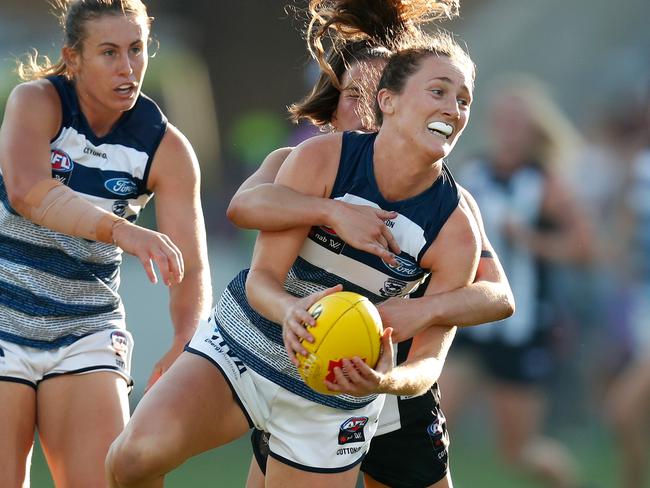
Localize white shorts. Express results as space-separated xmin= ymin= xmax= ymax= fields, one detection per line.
xmin=0 ymin=329 xmax=133 ymax=390
xmin=187 ymin=318 xmax=384 ymax=472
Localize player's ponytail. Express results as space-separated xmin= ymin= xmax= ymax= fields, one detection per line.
xmin=305 ymin=0 xmax=460 ymax=88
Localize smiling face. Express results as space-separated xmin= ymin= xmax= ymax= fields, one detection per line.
xmin=65 ymin=13 xmax=149 ymax=118
xmin=379 ymin=54 xmax=473 ymax=162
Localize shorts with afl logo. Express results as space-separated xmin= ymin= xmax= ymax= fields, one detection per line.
xmin=186 ymin=317 xmax=384 ymax=472
xmin=0 ymin=329 xmax=134 ymax=390
xmin=251 ymin=387 xmax=451 ymax=487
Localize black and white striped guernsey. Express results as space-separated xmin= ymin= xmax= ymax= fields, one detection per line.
xmin=0 ymin=75 xmax=167 ymax=349
xmin=215 ymin=131 xmax=461 ymax=410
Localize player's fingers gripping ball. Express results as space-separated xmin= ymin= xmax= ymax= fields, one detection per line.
xmin=298 ymin=291 xmax=383 ymax=395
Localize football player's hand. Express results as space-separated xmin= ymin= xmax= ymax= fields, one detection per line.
xmin=329 ymin=201 xmax=400 ymax=265
xmin=113 ymin=222 xmax=184 ymax=286
xmin=282 ymin=284 xmax=343 ymax=366
xmin=324 ymin=327 xmax=394 ymax=396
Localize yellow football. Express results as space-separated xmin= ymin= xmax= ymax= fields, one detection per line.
xmin=297 ymin=291 xmax=383 ymax=395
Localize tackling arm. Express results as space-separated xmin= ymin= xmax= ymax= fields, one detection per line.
xmin=378 ymin=187 xmax=514 ymax=343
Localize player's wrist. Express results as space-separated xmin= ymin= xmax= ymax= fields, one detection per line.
xmin=320 ymin=198 xmax=340 ymax=228
xmin=109 ymin=218 xmax=131 ymax=246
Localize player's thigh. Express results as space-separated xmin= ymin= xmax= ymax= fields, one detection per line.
xmin=490 ymin=383 xmax=544 ymax=454
xmin=116 ymin=352 xmax=250 ymax=463
xmin=266 ymin=456 xmax=361 ymax=488
xmin=0 ymin=381 xmax=37 ymax=488
xmin=246 ymin=456 xmax=265 ymax=488
xmin=36 ymin=371 xmax=129 ymax=486
xmin=609 ymin=356 xmax=650 ymax=422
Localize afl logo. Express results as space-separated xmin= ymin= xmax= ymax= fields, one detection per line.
xmin=51 ymin=150 xmax=73 ymax=172
xmin=110 ymin=331 xmax=129 ymax=357
xmin=384 ymin=255 xmax=420 ymax=277
xmin=105 ymin=178 xmax=137 ymax=196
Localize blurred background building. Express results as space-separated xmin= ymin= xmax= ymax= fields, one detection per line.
xmin=1 ymin=0 xmax=649 ymax=486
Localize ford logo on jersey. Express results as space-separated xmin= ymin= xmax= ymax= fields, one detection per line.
xmin=384 ymin=254 xmax=421 ymax=277
xmin=105 ymin=178 xmax=138 ymax=196
xmin=51 ymin=149 xmax=74 ymax=172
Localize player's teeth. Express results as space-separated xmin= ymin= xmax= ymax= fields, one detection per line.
xmin=427 ymin=122 xmax=453 ymax=137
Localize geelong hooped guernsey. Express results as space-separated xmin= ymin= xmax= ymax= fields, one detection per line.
xmin=216 ymin=131 xmax=460 ymax=410
xmin=0 ymin=75 xmax=166 ymax=349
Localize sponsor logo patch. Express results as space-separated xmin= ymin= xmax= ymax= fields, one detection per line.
xmin=51 ymin=149 xmax=74 ymax=172
xmin=83 ymin=146 xmax=107 ymax=159
xmin=379 ymin=277 xmax=407 ymax=298
xmin=105 ymin=178 xmax=138 ymax=196
xmin=205 ymin=325 xmax=247 ymax=375
xmin=112 ymin=200 xmax=129 ymax=218
xmin=110 ymin=331 xmax=129 ymax=357
xmin=338 ymin=416 xmax=368 ymax=445
xmin=427 ymin=413 xmax=449 ymax=460
xmin=383 ymin=254 xmax=421 ymax=278
xmin=309 ymin=226 xmax=345 ymax=254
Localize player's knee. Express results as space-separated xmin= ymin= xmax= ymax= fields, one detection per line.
xmin=106 ymin=429 xmax=163 ymax=485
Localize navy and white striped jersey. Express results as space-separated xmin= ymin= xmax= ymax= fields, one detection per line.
xmin=216 ymin=131 xmax=460 ymax=410
xmin=0 ymin=75 xmax=167 ymax=349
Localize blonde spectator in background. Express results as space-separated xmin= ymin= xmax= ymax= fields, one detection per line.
xmin=439 ymin=74 xmax=593 ymax=488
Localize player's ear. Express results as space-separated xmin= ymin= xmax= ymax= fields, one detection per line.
xmin=62 ymin=46 xmax=80 ymax=78
xmin=377 ymin=88 xmax=395 ymax=116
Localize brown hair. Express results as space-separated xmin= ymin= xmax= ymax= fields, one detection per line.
xmin=291 ymin=0 xmax=460 ymax=128
xmin=18 ymin=0 xmax=152 ymax=81
xmin=374 ymin=30 xmax=475 ymax=125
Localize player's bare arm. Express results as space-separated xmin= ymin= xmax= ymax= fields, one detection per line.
xmin=227 ymin=146 xmax=400 ymax=263
xmin=143 ymin=124 xmax=212 ymax=388
xmin=327 ymin=203 xmax=480 ymax=398
xmin=377 ymin=187 xmax=514 ymax=342
xmin=246 ymin=135 xmax=342 ymax=359
xmin=1 ymin=81 xmax=184 ymax=287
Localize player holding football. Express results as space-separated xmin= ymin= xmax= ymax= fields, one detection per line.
xmin=229 ymin=2 xmax=514 ymax=487
xmin=228 ymin=2 xmax=513 ymax=488
xmin=106 ymin=3 xmax=511 ymax=488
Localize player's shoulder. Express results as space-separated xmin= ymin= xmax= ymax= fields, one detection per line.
xmin=293 ymin=132 xmax=342 ymax=159
xmin=150 ymin=123 xmax=200 ymax=186
xmin=7 ymin=78 xmax=59 ymax=113
xmin=282 ymin=132 xmax=342 ymax=173
xmin=4 ymin=79 xmax=61 ymax=138
xmin=266 ymin=146 xmax=294 ymax=163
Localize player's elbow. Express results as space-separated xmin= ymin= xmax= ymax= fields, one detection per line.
xmin=498 ymin=290 xmax=516 ymax=320
xmin=399 ymin=380 xmax=435 ymax=398
xmin=226 ymin=192 xmax=251 ymax=228
xmin=5 ymin=179 xmax=36 ymax=218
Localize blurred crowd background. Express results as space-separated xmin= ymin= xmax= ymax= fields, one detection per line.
xmin=1 ymin=1 xmax=649 ymax=486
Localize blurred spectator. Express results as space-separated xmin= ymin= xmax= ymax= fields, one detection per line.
xmin=439 ymin=73 xmax=593 ymax=488
xmin=603 ymin=84 xmax=650 ymax=488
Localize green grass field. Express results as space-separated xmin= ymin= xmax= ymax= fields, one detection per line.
xmin=29 ymin=423 xmax=621 ymax=487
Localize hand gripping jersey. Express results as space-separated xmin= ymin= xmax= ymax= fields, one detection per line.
xmin=0 ymin=75 xmax=167 ymax=349
xmin=215 ymin=131 xmax=460 ymax=410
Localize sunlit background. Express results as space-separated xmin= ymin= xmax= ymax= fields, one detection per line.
xmin=1 ymin=0 xmax=649 ymax=486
